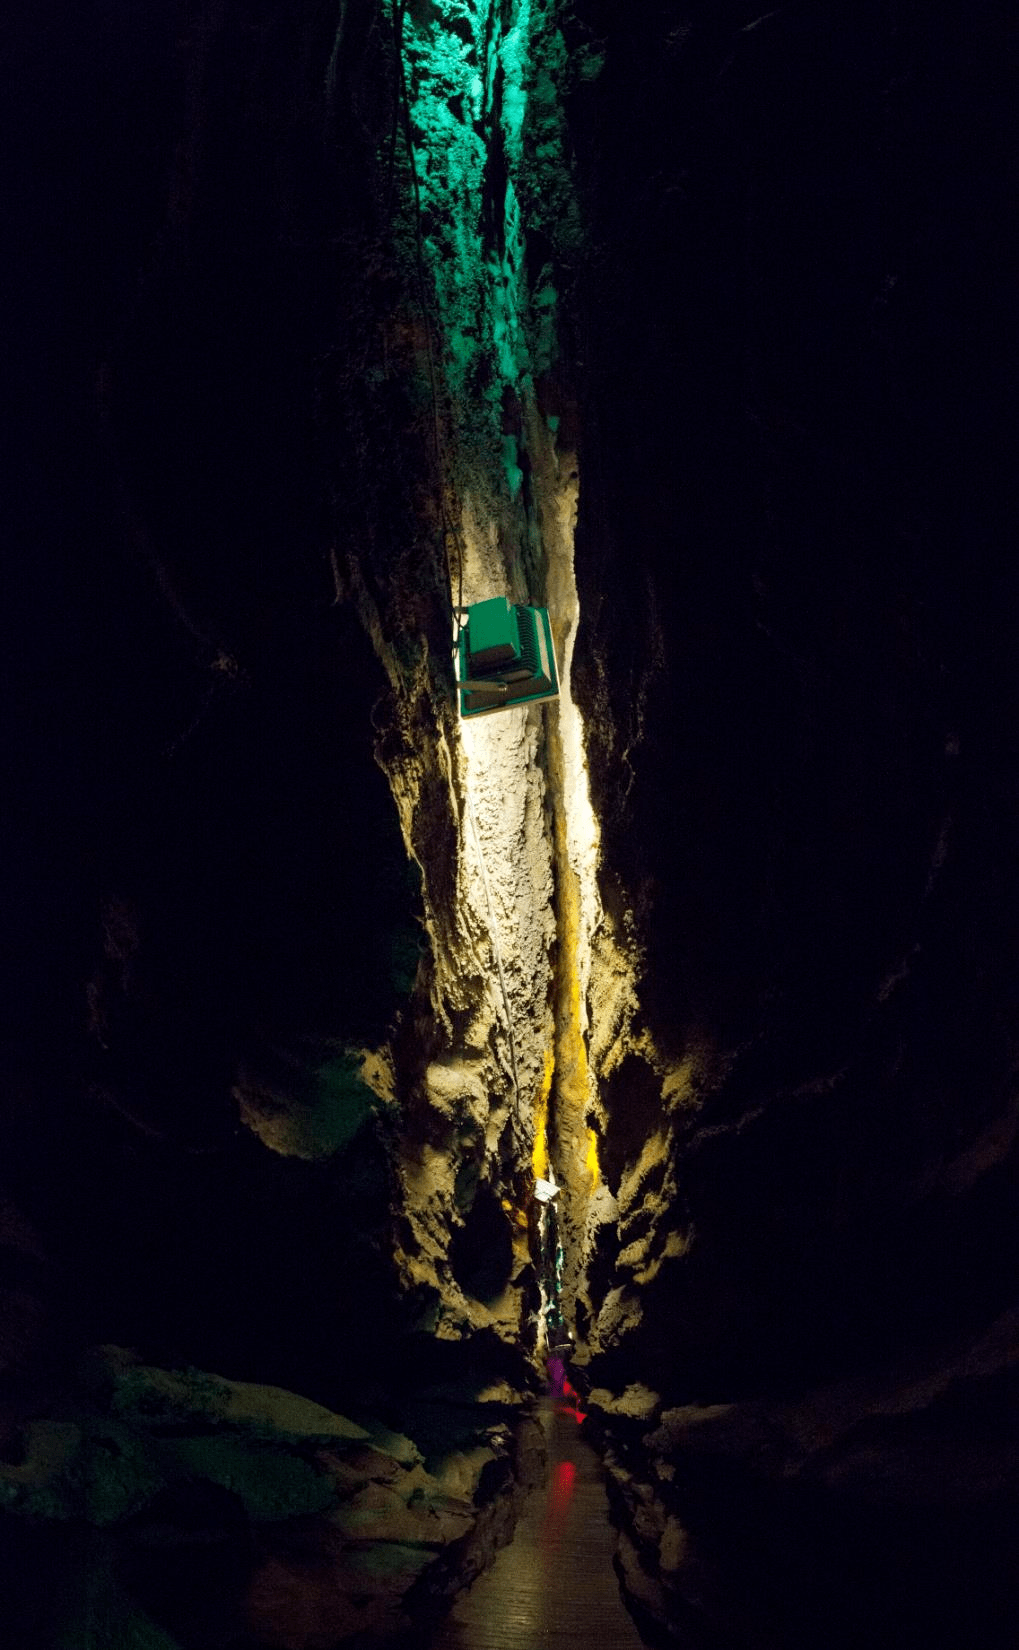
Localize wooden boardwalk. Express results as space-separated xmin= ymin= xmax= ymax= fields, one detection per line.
xmin=424 ymin=1395 xmax=649 ymax=1649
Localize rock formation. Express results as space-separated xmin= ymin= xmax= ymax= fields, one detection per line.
xmin=2 ymin=2 xmax=1016 ymax=1646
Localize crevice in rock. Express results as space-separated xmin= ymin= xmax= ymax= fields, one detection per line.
xmin=5 ymin=2 xmax=1018 ymax=1647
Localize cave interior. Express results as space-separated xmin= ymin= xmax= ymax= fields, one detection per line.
xmin=2 ymin=2 xmax=1017 ymax=1647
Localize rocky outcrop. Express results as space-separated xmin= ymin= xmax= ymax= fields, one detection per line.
xmin=0 ymin=1348 xmax=543 ymax=1648
xmin=3 ymin=5 xmax=590 ymax=1641
xmin=3 ymin=0 xmax=1017 ymax=1647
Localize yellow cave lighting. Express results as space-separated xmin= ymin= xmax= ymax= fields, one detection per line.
xmin=585 ymin=1125 xmax=600 ymax=1187
xmin=532 ymin=1048 xmax=554 ymax=1183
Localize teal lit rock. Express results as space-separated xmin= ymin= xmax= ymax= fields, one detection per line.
xmin=170 ymin=1436 xmax=334 ymax=1522
xmin=0 ymin=1418 xmax=165 ymax=1526
xmin=233 ymin=1045 xmax=381 ymax=1159
xmin=396 ymin=0 xmax=577 ymax=493
xmin=110 ymin=1362 xmax=370 ymax=1446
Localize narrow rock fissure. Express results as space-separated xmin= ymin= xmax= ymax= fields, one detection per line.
xmin=377 ymin=2 xmax=643 ymax=1631
xmin=4 ymin=5 xmax=1015 ymax=1648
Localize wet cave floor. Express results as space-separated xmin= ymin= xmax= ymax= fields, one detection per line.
xmin=424 ymin=1392 xmax=646 ymax=1650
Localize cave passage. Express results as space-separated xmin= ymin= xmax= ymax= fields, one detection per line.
xmin=4 ymin=4 xmax=1016 ymax=1649
xmin=425 ymin=1394 xmax=644 ymax=1650
xmin=407 ymin=0 xmax=608 ymax=1362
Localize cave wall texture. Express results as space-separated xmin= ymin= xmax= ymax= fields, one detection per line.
xmin=3 ymin=2 xmax=1018 ymax=1647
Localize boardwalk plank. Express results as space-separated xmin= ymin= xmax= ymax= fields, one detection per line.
xmin=425 ymin=1397 xmax=649 ymax=1649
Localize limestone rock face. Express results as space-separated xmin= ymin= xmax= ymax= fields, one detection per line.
xmin=0 ymin=1347 xmax=543 ymax=1648
xmin=3 ymin=0 xmax=598 ymax=1640
xmin=3 ymin=1 xmax=1017 ymax=1647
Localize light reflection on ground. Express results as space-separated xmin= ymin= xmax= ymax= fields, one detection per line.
xmin=424 ymin=1395 xmax=645 ymax=1648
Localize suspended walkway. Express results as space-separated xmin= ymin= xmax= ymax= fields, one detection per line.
xmin=425 ymin=1392 xmax=648 ymax=1649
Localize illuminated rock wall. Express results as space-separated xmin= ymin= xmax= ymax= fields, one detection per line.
xmin=369 ymin=0 xmax=624 ymax=1351
xmin=3 ymin=2 xmax=1018 ymax=1647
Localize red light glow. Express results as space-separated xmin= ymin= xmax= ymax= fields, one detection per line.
xmin=542 ymin=1460 xmax=576 ymax=1548
xmin=557 ymin=1378 xmax=587 ymax=1423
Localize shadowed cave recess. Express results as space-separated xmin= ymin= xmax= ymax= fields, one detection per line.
xmin=2 ymin=2 xmax=1017 ymax=1646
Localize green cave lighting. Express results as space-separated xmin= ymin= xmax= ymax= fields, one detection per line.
xmin=395 ymin=0 xmax=579 ymax=453
xmin=456 ymin=596 xmax=559 ymax=717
